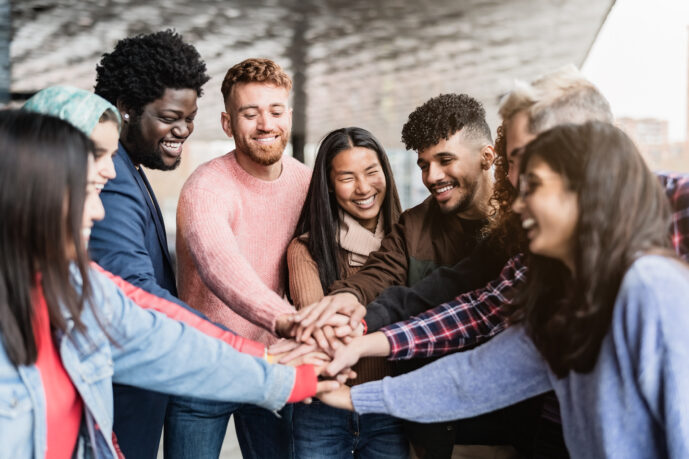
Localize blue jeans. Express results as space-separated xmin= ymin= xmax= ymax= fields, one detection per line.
xmin=113 ymin=384 xmax=168 ymax=459
xmin=293 ymin=399 xmax=409 ymax=458
xmin=164 ymin=395 xmax=294 ymax=458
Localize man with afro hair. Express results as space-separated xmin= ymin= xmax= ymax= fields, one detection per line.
xmin=89 ymin=30 xmax=214 ymax=459
xmin=296 ymin=93 xmax=497 ymax=457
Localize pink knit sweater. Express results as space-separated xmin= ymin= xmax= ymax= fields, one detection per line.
xmin=176 ymin=151 xmax=311 ymax=344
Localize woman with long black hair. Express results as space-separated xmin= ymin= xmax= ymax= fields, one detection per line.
xmin=0 ymin=110 xmax=334 ymax=458
xmin=318 ymin=122 xmax=689 ymax=457
xmin=286 ymin=127 xmax=407 ymax=458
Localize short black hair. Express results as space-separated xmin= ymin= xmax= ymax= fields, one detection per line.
xmin=401 ymin=93 xmax=492 ymax=152
xmin=95 ymin=29 xmax=210 ymax=113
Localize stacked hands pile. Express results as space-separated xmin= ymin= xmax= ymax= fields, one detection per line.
xmin=271 ymin=293 xmax=368 ymax=408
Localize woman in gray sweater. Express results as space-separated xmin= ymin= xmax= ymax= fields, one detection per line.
xmin=319 ymin=122 xmax=689 ymax=458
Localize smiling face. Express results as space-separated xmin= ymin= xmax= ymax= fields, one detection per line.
xmin=76 ymin=155 xmax=106 ymax=253
xmin=222 ymin=82 xmax=292 ymax=167
xmin=417 ymin=130 xmax=487 ymax=216
xmin=90 ymin=120 xmax=119 ymax=191
xmin=504 ymin=110 xmax=538 ymax=188
xmin=512 ymin=156 xmax=578 ymax=271
xmin=121 ymin=88 xmax=198 ymax=170
xmin=329 ymin=146 xmax=387 ymax=231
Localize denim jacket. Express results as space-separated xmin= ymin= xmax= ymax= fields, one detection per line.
xmin=0 ymin=267 xmax=296 ymax=458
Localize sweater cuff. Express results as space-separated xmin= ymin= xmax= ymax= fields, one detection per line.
xmin=286 ymin=364 xmax=318 ymax=403
xmin=350 ymin=380 xmax=387 ymax=414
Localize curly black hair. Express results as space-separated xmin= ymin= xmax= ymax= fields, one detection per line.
xmin=401 ymin=93 xmax=492 ymax=152
xmin=95 ymin=29 xmax=210 ymax=112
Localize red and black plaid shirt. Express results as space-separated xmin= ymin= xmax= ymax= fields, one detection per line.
xmin=382 ymin=172 xmax=689 ymax=359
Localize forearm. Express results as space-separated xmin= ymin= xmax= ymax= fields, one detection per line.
xmin=365 ymin=242 xmax=507 ymax=331
xmin=350 ymin=326 xmax=551 ymax=422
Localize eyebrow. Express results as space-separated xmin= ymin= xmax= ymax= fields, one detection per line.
xmin=508 ymin=146 xmax=525 ymax=159
xmin=334 ymin=162 xmax=380 ymax=175
xmin=238 ymin=103 xmax=287 ymax=112
xmin=159 ymin=108 xmax=198 ymax=116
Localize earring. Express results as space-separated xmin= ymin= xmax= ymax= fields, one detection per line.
xmin=123 ymin=113 xmax=129 ymax=121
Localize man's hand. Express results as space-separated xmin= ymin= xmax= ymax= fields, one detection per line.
xmin=275 ymin=313 xmax=296 ymax=338
xmin=326 ymin=332 xmax=391 ymax=377
xmin=294 ymin=293 xmax=367 ymax=332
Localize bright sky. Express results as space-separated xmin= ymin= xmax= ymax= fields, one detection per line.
xmin=582 ymin=0 xmax=689 ymax=142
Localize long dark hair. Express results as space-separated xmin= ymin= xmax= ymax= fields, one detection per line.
xmin=294 ymin=127 xmax=402 ymax=291
xmin=0 ymin=110 xmax=94 ymax=366
xmin=510 ymin=122 xmax=671 ymax=378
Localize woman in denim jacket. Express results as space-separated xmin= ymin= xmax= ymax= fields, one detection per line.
xmin=0 ymin=110 xmax=337 ymax=458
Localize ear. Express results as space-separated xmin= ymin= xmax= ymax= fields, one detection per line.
xmin=480 ymin=145 xmax=496 ymax=170
xmin=116 ymin=100 xmax=132 ymax=123
xmin=220 ymin=111 xmax=234 ymax=139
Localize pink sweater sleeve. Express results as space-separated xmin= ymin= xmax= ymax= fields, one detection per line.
xmin=177 ymin=185 xmax=294 ymax=334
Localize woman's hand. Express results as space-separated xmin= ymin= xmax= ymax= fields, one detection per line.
xmin=294 ymin=293 xmax=367 ymax=339
xmin=315 ymin=383 xmax=354 ymax=411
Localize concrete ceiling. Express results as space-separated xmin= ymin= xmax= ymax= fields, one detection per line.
xmin=10 ymin=0 xmax=614 ymax=147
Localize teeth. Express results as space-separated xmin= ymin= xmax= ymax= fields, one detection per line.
xmin=522 ymin=218 xmax=536 ymax=230
xmin=434 ymin=185 xmax=454 ymax=194
xmin=354 ymin=196 xmax=375 ymax=206
xmin=255 ymin=136 xmax=277 ymax=143
xmin=95 ymin=184 xmax=104 ymax=191
xmin=163 ymin=141 xmax=181 ymax=148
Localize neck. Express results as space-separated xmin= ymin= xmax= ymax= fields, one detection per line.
xmin=235 ymin=149 xmax=283 ymax=181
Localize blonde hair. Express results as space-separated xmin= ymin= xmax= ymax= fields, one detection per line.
xmin=498 ymin=64 xmax=613 ymax=135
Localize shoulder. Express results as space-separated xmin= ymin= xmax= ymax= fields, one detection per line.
xmin=181 ymin=153 xmax=237 ymax=197
xmin=618 ymin=255 xmax=689 ymax=317
xmin=287 ymin=236 xmax=314 ymax=263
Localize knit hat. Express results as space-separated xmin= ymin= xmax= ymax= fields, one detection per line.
xmin=23 ymin=85 xmax=121 ymax=136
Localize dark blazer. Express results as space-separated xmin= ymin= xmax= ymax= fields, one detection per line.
xmin=89 ymin=143 xmax=183 ymax=307
xmin=88 ymin=144 xmax=178 ymax=459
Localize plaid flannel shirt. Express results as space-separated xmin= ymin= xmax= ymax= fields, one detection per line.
xmin=382 ymin=172 xmax=689 ymax=360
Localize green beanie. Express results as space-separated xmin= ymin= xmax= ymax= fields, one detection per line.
xmin=23 ymin=85 xmax=121 ymax=136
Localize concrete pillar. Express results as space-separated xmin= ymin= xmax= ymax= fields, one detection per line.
xmin=288 ymin=5 xmax=309 ymax=163
xmin=0 ymin=0 xmax=10 ymax=106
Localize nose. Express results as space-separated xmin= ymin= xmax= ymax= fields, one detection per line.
xmin=100 ymin=156 xmax=116 ymax=180
xmin=172 ymin=120 xmax=192 ymax=139
xmin=257 ymin=113 xmax=276 ymax=132
xmin=511 ymin=195 xmax=525 ymax=214
xmin=426 ymin=162 xmax=444 ymax=184
xmin=355 ymin=177 xmax=372 ymax=195
xmin=508 ymin=168 xmax=519 ymax=189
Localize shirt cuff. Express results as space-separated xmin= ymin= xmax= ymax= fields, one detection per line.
xmin=286 ymin=364 xmax=317 ymax=403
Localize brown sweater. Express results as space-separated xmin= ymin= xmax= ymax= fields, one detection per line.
xmin=287 ymin=237 xmax=395 ymax=385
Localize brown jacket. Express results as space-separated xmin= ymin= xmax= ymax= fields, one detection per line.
xmin=329 ymin=196 xmax=485 ymax=304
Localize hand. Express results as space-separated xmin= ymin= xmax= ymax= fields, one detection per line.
xmin=270 ymin=340 xmax=318 ymax=364
xmin=315 ymin=383 xmax=354 ymax=411
xmin=326 ymin=332 xmax=391 ymax=377
xmin=275 ymin=314 xmax=296 ymax=338
xmin=325 ymin=338 xmax=364 ymax=377
xmin=281 ymin=350 xmax=331 ymax=368
xmin=296 ymin=312 xmax=362 ymax=344
xmin=294 ymin=293 xmax=367 ymax=332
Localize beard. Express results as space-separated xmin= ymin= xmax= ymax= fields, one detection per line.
xmin=124 ymin=122 xmax=181 ymax=171
xmin=439 ymin=177 xmax=479 ymax=214
xmin=241 ymin=135 xmax=288 ymax=166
